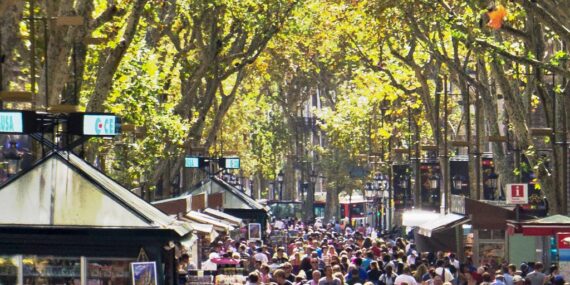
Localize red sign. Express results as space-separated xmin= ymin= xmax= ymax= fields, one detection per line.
xmin=557 ymin=233 xmax=570 ymax=250
xmin=506 ymin=183 xmax=528 ymax=204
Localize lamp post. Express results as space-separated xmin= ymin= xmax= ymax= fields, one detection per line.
xmin=277 ymin=170 xmax=284 ymax=200
xmin=376 ymin=173 xmax=389 ymax=230
xmin=429 ymin=173 xmax=440 ymax=208
xmin=308 ymin=170 xmax=317 ymax=220
xmin=3 ymin=141 xmax=22 ymax=177
xmin=399 ymin=173 xmax=409 ymax=208
xmin=485 ymin=172 xmax=499 ymax=200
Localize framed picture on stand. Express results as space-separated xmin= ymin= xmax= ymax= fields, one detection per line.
xmin=131 ymin=262 xmax=158 ymax=285
xmin=248 ymin=223 xmax=262 ymax=241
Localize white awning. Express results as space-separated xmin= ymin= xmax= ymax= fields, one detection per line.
xmin=418 ymin=213 xmax=468 ymax=237
xmin=184 ymin=211 xmax=235 ymax=232
xmin=402 ymin=210 xmax=441 ymax=227
xmin=203 ymin=208 xmax=244 ymax=227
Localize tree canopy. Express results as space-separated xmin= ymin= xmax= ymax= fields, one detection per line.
xmin=1 ymin=0 xmax=569 ymax=216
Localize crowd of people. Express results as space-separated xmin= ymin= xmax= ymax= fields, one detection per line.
xmin=181 ymin=218 xmax=566 ymax=285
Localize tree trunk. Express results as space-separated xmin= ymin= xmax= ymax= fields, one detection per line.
xmin=86 ymin=0 xmax=148 ymax=112
xmin=324 ymin=185 xmax=340 ymax=224
xmin=0 ymin=0 xmax=24 ymax=91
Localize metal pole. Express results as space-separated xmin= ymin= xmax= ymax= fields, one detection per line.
xmin=388 ymin=137 xmax=393 ymax=232
xmin=30 ymin=0 xmax=37 ymax=109
xmin=415 ymin=113 xmax=421 ymax=208
xmin=443 ymin=76 xmax=450 ymax=213
xmin=560 ymin=41 xmax=568 ymax=214
xmin=408 ymin=107 xmax=412 ymax=208
xmin=465 ymin=79 xmax=472 ymax=198
xmin=475 ymin=63 xmax=482 ymax=200
xmin=43 ymin=16 xmax=49 ymax=110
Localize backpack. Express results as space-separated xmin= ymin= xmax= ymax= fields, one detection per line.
xmin=379 ymin=273 xmax=395 ymax=285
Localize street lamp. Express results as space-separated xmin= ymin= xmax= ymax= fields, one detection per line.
xmin=375 ymin=173 xmax=389 ymax=230
xmin=452 ymin=175 xmax=465 ymax=192
xmin=3 ymin=141 xmax=21 ymax=177
xmin=277 ymin=170 xmax=284 ymax=200
xmin=310 ymin=170 xmax=317 ymax=184
xmin=399 ymin=174 xmax=409 ymax=189
xmin=305 ymin=170 xmax=317 ymax=221
xmin=429 ymin=174 xmax=440 ymax=191
xmin=399 ymin=173 xmax=409 ymax=208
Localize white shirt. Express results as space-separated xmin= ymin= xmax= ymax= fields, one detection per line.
xmin=450 ymin=258 xmax=460 ymax=270
xmin=435 ymin=267 xmax=455 ymax=282
xmin=275 ymin=220 xmax=285 ymax=229
xmin=253 ymin=252 xmax=268 ymax=263
xmin=395 ymin=274 xmax=417 ymax=285
xmin=407 ymin=254 xmax=416 ymax=266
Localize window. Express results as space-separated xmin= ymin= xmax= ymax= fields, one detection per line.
xmin=87 ymin=258 xmax=133 ymax=285
xmin=0 ymin=255 xmax=19 ymax=285
xmin=23 ymin=256 xmax=80 ymax=285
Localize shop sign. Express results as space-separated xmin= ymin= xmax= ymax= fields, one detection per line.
xmin=506 ymin=184 xmax=528 ymax=204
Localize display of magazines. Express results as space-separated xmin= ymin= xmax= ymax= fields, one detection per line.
xmin=187 ymin=270 xmax=216 ymax=285
xmin=187 ymin=275 xmax=213 ymax=285
xmin=214 ymin=274 xmax=246 ymax=285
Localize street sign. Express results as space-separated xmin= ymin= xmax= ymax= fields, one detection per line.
xmin=506 ymin=183 xmax=528 ymax=204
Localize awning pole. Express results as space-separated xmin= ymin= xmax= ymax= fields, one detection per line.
xmin=455 ymin=225 xmax=463 ymax=261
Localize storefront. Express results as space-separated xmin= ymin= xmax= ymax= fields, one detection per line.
xmin=0 ymin=151 xmax=193 ymax=285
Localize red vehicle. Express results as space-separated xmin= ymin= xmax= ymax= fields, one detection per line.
xmin=339 ymin=196 xmax=371 ymax=227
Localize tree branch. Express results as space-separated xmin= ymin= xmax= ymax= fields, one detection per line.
xmin=89 ymin=5 xmax=124 ymax=30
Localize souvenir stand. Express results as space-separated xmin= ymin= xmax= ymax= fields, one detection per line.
xmin=0 ymin=151 xmax=193 ymax=285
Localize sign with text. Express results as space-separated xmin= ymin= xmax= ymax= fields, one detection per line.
xmin=506 ymin=183 xmax=528 ymax=204
xmin=68 ymin=113 xmax=120 ymax=136
xmin=83 ymin=114 xmax=118 ymax=136
xmin=221 ymin=157 xmax=240 ymax=169
xmin=0 ymin=111 xmax=23 ymax=133
xmin=185 ymin=157 xmax=201 ymax=168
xmin=0 ymin=111 xmax=38 ymax=133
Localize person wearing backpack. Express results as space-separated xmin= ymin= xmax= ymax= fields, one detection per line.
xmin=380 ymin=264 xmax=398 ymax=285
